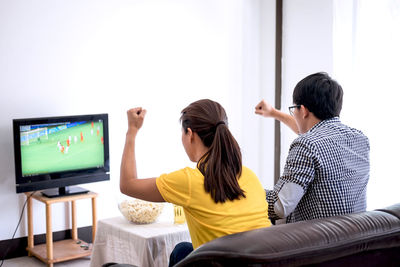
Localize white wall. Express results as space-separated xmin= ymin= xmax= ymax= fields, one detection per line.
xmin=0 ymin=0 xmax=276 ymax=240
xmin=240 ymin=0 xmax=276 ymax=189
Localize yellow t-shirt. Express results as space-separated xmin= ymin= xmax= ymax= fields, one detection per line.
xmin=156 ymin=166 xmax=271 ymax=249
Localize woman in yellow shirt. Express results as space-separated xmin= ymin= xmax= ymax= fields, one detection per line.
xmin=120 ymin=99 xmax=271 ymax=266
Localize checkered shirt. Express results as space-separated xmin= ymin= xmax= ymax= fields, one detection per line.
xmin=267 ymin=117 xmax=370 ymax=223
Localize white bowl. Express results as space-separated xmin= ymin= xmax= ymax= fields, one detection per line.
xmin=119 ymin=198 xmax=164 ymax=224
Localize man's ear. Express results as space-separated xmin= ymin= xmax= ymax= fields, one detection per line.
xmin=300 ymin=105 xmax=310 ymax=119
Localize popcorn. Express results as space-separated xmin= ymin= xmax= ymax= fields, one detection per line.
xmin=119 ymin=199 xmax=164 ymax=224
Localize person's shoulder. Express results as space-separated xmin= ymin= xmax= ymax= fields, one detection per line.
xmin=347 ymin=125 xmax=368 ymax=138
xmin=297 ymin=117 xmax=369 ymax=146
xmin=345 ymin=125 xmax=370 ymax=148
xmin=178 ymin=167 xmax=202 ymax=176
xmin=159 ymin=167 xmax=201 ymax=179
xmin=289 ymin=123 xmax=326 ymax=151
xmin=241 ymin=166 xmax=259 ymax=179
xmin=295 ymin=117 xmax=341 ymax=141
xmin=333 ymin=119 xmax=369 ymax=143
xmin=291 ymin=133 xmax=315 ymax=148
xmin=242 ymin=166 xmax=254 ymax=174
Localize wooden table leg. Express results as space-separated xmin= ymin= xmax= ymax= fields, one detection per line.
xmin=91 ymin=196 xmax=97 ymax=243
xmin=45 ymin=203 xmax=53 ymax=267
xmin=27 ymin=194 xmax=33 ymax=256
xmin=71 ymin=200 xmax=77 ymax=240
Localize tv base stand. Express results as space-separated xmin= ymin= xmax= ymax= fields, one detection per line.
xmin=41 ymin=186 xmax=89 ymax=198
xmin=25 ymin=191 xmax=98 ymax=267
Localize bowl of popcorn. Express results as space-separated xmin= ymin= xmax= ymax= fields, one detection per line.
xmin=119 ymin=198 xmax=164 ymax=224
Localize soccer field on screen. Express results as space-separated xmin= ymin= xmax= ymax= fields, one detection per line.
xmin=20 ymin=121 xmax=104 ymax=176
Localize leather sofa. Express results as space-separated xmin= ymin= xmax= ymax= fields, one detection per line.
xmin=175 ymin=203 xmax=400 ymax=267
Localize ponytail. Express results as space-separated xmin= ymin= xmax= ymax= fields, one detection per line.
xmin=181 ymin=99 xmax=245 ymax=203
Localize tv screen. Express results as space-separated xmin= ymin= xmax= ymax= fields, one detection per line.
xmin=13 ymin=114 xmax=110 ymax=197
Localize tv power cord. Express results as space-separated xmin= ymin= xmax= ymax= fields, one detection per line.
xmin=0 ymin=191 xmax=35 ymax=267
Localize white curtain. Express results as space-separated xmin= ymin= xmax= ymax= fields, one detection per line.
xmin=334 ymin=0 xmax=400 ymax=209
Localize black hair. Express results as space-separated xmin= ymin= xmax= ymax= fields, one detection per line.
xmin=292 ymin=72 xmax=343 ymax=120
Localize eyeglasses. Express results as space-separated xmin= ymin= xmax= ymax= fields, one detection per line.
xmin=288 ymin=105 xmax=301 ymax=116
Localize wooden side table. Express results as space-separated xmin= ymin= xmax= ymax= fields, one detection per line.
xmin=25 ymin=191 xmax=98 ymax=267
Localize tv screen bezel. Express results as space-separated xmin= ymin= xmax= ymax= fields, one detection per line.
xmin=13 ymin=113 xmax=110 ymax=193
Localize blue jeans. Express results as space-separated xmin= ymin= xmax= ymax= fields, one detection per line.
xmin=168 ymin=242 xmax=194 ymax=266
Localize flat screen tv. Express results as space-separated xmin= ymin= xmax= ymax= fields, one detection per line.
xmin=13 ymin=113 xmax=110 ymax=197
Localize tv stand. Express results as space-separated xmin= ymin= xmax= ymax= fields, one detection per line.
xmin=25 ymin=191 xmax=98 ymax=267
xmin=41 ymin=186 xmax=89 ymax=198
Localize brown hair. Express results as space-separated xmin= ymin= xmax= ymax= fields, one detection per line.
xmin=180 ymin=99 xmax=245 ymax=203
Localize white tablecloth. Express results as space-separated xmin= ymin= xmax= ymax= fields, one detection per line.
xmin=90 ymin=216 xmax=191 ymax=267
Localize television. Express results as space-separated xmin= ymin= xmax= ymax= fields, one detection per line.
xmin=13 ymin=113 xmax=110 ymax=197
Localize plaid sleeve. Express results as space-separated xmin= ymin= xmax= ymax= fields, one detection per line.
xmin=266 ymin=139 xmax=315 ymax=220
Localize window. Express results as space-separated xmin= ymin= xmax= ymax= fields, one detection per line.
xmin=334 ymin=0 xmax=400 ymax=209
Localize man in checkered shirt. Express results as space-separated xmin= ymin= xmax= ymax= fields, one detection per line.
xmin=255 ymin=72 xmax=370 ymax=223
